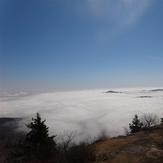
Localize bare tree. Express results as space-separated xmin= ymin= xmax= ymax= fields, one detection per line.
xmin=141 ymin=113 xmax=159 ymax=128
xmin=59 ymin=132 xmax=76 ymax=152
xmin=56 ymin=132 xmax=95 ymax=163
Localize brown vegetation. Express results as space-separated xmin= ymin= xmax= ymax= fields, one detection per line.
xmin=94 ymin=125 xmax=163 ymax=163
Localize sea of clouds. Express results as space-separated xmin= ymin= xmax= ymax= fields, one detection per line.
xmin=0 ymin=88 xmax=163 ymax=142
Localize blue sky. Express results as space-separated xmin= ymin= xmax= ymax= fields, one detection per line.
xmin=0 ymin=0 xmax=163 ymax=92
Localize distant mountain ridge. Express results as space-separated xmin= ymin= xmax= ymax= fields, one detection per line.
xmin=150 ymin=89 xmax=163 ymax=92
xmin=105 ymin=90 xmax=122 ymax=94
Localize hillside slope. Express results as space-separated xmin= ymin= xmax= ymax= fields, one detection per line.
xmin=1 ymin=118 xmax=163 ymax=163
xmin=93 ymin=126 xmax=163 ymax=163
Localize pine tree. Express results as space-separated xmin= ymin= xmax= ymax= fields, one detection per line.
xmin=129 ymin=114 xmax=143 ymax=133
xmin=23 ymin=113 xmax=56 ymax=160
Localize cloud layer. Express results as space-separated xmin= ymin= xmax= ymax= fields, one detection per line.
xmin=0 ymin=88 xmax=163 ymax=142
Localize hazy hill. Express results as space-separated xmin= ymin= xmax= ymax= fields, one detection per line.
xmin=0 ymin=118 xmax=22 ymax=142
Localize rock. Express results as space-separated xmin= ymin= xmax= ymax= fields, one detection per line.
xmin=146 ymin=147 xmax=163 ymax=159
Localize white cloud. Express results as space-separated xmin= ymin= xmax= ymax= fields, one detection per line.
xmin=87 ymin=0 xmax=152 ymax=39
xmin=0 ymin=87 xmax=163 ymax=142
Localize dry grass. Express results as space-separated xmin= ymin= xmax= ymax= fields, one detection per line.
xmin=93 ymin=125 xmax=163 ymax=163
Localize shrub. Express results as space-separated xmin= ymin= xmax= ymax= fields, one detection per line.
xmin=66 ymin=143 xmax=95 ymax=163
xmin=56 ymin=142 xmax=95 ymax=163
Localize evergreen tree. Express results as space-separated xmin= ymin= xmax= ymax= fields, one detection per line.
xmin=23 ymin=113 xmax=56 ymax=160
xmin=161 ymin=118 xmax=163 ymax=124
xmin=129 ymin=114 xmax=143 ymax=133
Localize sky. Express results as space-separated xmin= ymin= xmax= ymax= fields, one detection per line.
xmin=0 ymin=0 xmax=163 ymax=92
